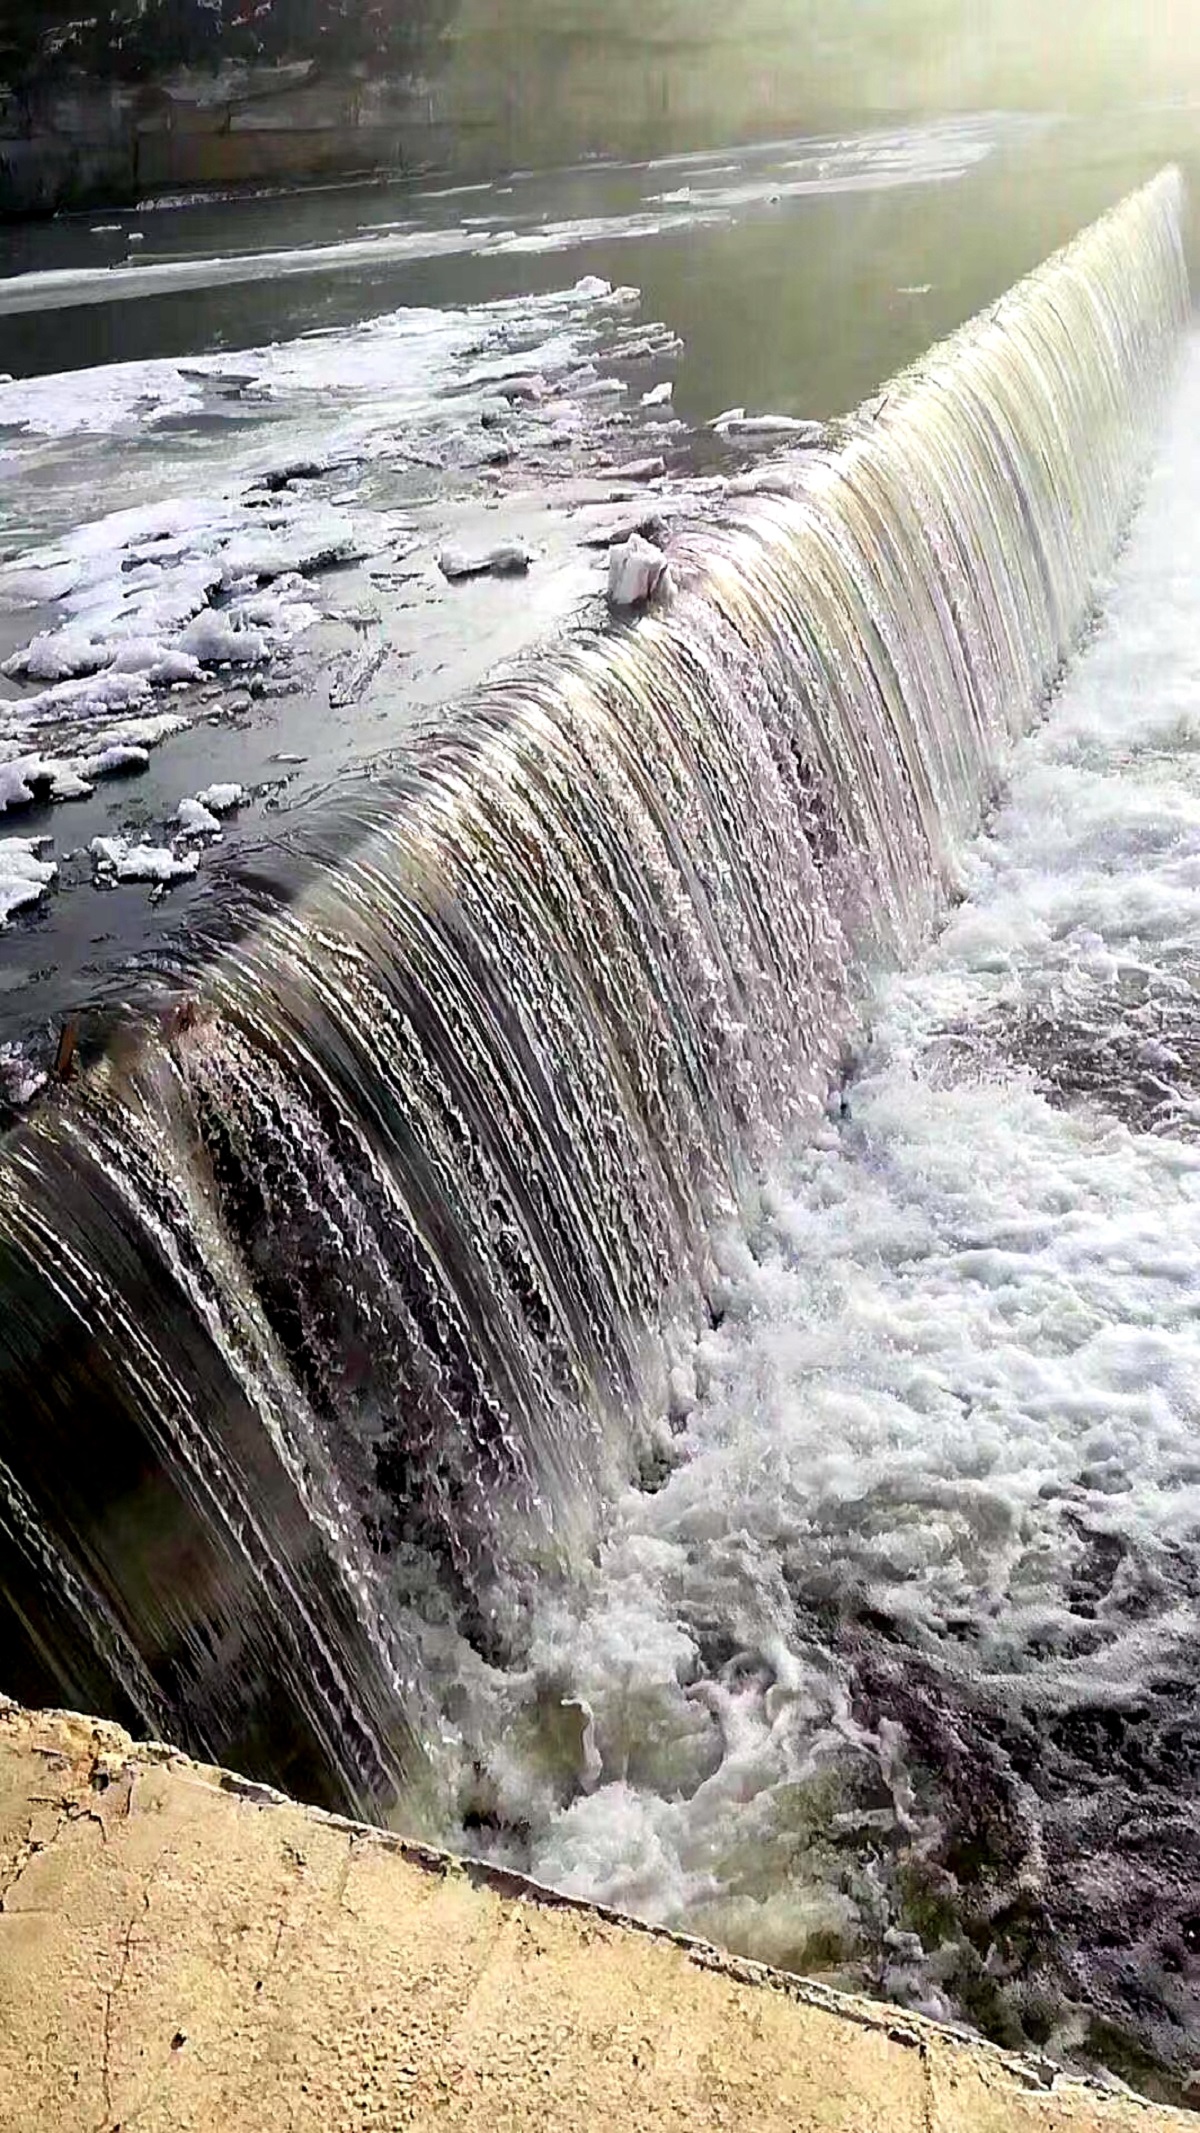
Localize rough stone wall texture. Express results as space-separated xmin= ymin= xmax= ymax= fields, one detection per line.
xmin=0 ymin=6 xmax=946 ymax=215
xmin=0 ymin=1702 xmax=1190 ymax=2133
xmin=0 ymin=70 xmax=439 ymax=213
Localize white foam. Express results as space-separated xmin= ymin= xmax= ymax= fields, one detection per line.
xmin=457 ymin=337 xmax=1200 ymax=1982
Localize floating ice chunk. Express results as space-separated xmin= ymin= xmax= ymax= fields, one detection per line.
xmin=496 ymin=374 xmax=547 ymax=404
xmin=0 ymin=558 xmax=84 ymax=605
xmin=641 ymin=382 xmax=674 ymax=408
xmin=195 ymin=782 xmax=244 ymax=815
xmin=90 ymin=835 xmax=199 ymax=885
xmin=573 ymin=275 xmax=613 ymax=299
xmin=177 ymin=611 xmax=268 ymax=665
xmin=4 ymin=631 xmax=110 ymax=684
xmin=7 ymin=624 xmax=202 ymax=687
xmin=0 ymin=755 xmax=101 ymax=807
xmin=175 ymin=797 xmax=223 ymax=839
xmin=227 ymin=587 xmax=320 ymax=639
xmin=45 ymin=763 xmax=95 ymax=800
xmin=0 ymin=839 xmax=56 ymax=925
xmin=0 ymin=1040 xmax=47 ymax=1109
xmin=217 ymin=515 xmax=361 ymax=586
xmin=0 ymin=761 xmax=38 ymax=812
xmin=607 ymin=533 xmax=670 ymax=610
xmin=18 ymin=670 xmax=154 ymax=723
xmin=727 ymin=468 xmax=802 ymax=497
xmin=91 ymin=712 xmax=190 ymax=751
xmin=713 ymin=411 xmax=829 ymax=442
xmin=437 ymin=540 xmax=535 ymax=582
xmin=107 ymin=640 xmax=203 ymax=685
xmin=613 ymin=457 xmax=666 ymax=483
xmin=77 ymin=744 xmax=150 ymax=779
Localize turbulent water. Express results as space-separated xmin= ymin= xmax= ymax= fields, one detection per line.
xmin=453 ymin=321 xmax=1200 ymax=2105
xmin=0 ymin=171 xmax=1192 ymax=2090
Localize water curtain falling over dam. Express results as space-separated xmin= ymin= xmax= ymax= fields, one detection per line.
xmin=0 ymin=172 xmax=1188 ymax=1821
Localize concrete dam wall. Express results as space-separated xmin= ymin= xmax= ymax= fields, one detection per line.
xmin=0 ymin=1701 xmax=1192 ymax=2132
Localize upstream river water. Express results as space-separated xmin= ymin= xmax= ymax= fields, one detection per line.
xmin=1 ymin=104 xmax=1198 ymax=1081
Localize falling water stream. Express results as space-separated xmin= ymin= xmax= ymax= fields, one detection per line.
xmin=0 ymin=170 xmax=1193 ymax=2095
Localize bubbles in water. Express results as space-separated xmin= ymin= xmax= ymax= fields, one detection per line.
xmin=460 ymin=321 xmax=1200 ymax=2102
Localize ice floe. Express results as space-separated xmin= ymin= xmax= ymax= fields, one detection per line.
xmin=174 ymin=797 xmax=224 ymax=839
xmin=0 ymin=840 xmax=56 ymax=926
xmin=90 ymin=835 xmax=199 ymax=886
xmin=195 ymin=782 xmax=244 ymax=814
xmin=437 ymin=539 xmax=536 ymax=581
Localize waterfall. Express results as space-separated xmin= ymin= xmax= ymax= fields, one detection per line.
xmin=0 ymin=171 xmax=1188 ymax=1822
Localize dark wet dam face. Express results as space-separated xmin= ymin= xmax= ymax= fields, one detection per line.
xmin=0 ymin=172 xmax=1195 ymax=2092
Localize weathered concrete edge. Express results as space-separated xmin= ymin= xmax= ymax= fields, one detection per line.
xmin=1 ymin=1699 xmax=1190 ymax=2130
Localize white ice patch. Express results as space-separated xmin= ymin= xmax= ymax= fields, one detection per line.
xmin=0 ymin=1039 xmax=47 ymax=1109
xmin=0 ymin=739 xmax=157 ymax=813
xmin=177 ymin=610 xmax=268 ymax=666
xmin=195 ymin=782 xmax=243 ymax=814
xmin=90 ymin=835 xmax=199 ymax=886
xmin=79 ymin=745 xmax=149 ymax=778
xmin=0 ymin=495 xmax=350 ymax=733
xmin=0 ymin=276 xmax=675 ymax=805
xmin=0 ymin=761 xmax=38 ymax=813
xmin=437 ymin=539 xmax=536 ymax=581
xmin=608 ymin=533 xmax=669 ymax=609
xmin=174 ymin=797 xmax=223 ymax=839
xmin=0 ymin=839 xmax=56 ymax=926
xmin=458 ymin=336 xmax=1200 ymax=1984
xmin=0 ymin=281 xmax=653 ymax=453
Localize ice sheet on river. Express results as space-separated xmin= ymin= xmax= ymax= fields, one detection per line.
xmin=0 ymin=277 xmax=665 ymax=784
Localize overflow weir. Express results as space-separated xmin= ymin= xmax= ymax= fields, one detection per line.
xmin=0 ymin=161 xmax=1191 ymax=2001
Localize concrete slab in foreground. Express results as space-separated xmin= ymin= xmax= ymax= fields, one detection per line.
xmin=0 ymin=1702 xmax=1190 ymax=2133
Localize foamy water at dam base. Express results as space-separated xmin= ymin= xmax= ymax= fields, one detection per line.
xmin=2 ymin=123 xmax=1200 ymax=2109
